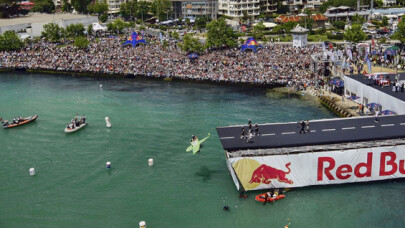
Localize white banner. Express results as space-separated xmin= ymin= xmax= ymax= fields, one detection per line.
xmin=229 ymin=145 xmax=405 ymax=191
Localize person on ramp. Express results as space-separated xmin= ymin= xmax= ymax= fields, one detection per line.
xmin=298 ymin=120 xmax=306 ymax=134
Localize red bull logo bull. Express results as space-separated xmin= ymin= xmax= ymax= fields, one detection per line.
xmin=232 ymin=159 xmax=294 ymax=190
xmin=249 ymin=162 xmax=293 ymax=185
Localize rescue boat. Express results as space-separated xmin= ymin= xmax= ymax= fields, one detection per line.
xmin=2 ymin=115 xmax=38 ymax=129
xmin=255 ymin=193 xmax=285 ymax=203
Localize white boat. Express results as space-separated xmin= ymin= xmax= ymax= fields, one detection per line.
xmin=105 ymin=117 xmax=111 ymax=128
xmin=64 ymin=122 xmax=87 ymax=133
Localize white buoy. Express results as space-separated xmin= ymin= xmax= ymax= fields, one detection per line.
xmin=148 ymin=158 xmax=154 ymax=166
xmin=139 ymin=221 xmax=146 ymax=228
xmin=105 ymin=117 xmax=111 ymax=128
xmin=29 ymin=168 xmax=35 ymax=176
xmin=100 ymin=84 xmax=103 ymax=87
xmin=106 ymin=161 xmax=111 ymax=169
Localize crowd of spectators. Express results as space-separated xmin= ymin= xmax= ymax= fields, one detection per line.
xmin=0 ymin=35 xmax=325 ymax=88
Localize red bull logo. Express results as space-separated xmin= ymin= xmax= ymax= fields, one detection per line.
xmin=232 ymin=159 xmax=294 ymax=190
xmin=249 ymin=163 xmax=294 ymax=185
xmin=247 ymin=41 xmax=259 ymax=46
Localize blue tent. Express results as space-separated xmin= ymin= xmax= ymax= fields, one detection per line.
xmin=123 ymin=32 xmax=147 ymax=48
xmin=241 ymin=37 xmax=262 ymax=53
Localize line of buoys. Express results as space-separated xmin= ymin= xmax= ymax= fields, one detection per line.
xmin=139 ymin=221 xmax=146 ymax=228
xmin=106 ymin=161 xmax=111 ymax=169
xmin=148 ymin=158 xmax=153 ymax=166
xmin=29 ymin=168 xmax=35 ymax=176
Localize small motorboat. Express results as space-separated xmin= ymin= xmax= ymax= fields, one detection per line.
xmin=64 ymin=122 xmax=87 ymax=133
xmin=65 ymin=115 xmax=87 ymax=133
xmin=2 ymin=115 xmax=38 ymax=129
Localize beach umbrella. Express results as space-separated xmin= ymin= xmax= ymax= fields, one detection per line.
xmin=187 ymin=53 xmax=199 ymax=59
xmin=367 ymin=102 xmax=381 ymax=109
xmin=347 ymin=95 xmax=360 ymax=100
xmin=381 ymin=110 xmax=396 ymax=115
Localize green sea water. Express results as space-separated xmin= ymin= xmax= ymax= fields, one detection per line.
xmin=1 ymin=72 xmax=404 ymax=227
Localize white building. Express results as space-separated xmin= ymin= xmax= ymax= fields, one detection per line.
xmin=218 ymin=0 xmax=261 ymax=19
xmin=291 ymin=24 xmax=308 ymax=48
xmin=383 ymin=0 xmax=396 ymax=7
xmin=107 ymin=0 xmax=127 ymax=14
xmin=283 ymin=0 xmax=325 ymax=13
xmin=172 ymin=0 xmax=217 ymax=20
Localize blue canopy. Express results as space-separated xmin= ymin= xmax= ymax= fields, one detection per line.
xmin=381 ymin=110 xmax=396 ymax=115
xmin=187 ymin=53 xmax=199 ymax=59
xmin=367 ymin=102 xmax=381 ymax=109
xmin=241 ymin=37 xmax=262 ymax=53
xmin=347 ymin=95 xmax=360 ymax=100
xmin=330 ymin=78 xmax=344 ymax=87
xmin=123 ymin=32 xmax=147 ymax=48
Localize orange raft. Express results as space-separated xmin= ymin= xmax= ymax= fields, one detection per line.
xmin=255 ymin=193 xmax=285 ymax=203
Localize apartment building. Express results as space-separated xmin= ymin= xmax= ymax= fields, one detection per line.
xmin=218 ymin=0 xmax=261 ymax=18
xmin=283 ymin=0 xmax=325 ymax=13
xmin=106 ymin=0 xmax=127 ymax=14
xmin=172 ymin=0 xmax=217 ymax=19
xmin=260 ymin=0 xmax=277 ymax=14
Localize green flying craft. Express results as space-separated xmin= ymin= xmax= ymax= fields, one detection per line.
xmin=186 ymin=133 xmax=211 ymax=155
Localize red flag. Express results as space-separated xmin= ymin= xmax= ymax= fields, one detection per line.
xmin=328 ymin=42 xmax=333 ymax=49
xmin=372 ymin=38 xmax=375 ymax=50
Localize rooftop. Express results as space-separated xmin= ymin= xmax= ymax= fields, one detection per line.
xmin=0 ymin=13 xmax=94 ymax=27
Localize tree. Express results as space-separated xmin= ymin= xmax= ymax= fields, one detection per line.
xmin=252 ymin=22 xmax=266 ymax=40
xmin=71 ymin=0 xmax=92 ymax=14
xmin=195 ymin=17 xmax=208 ymax=31
xmin=120 ymin=0 xmax=138 ymax=20
xmin=107 ymin=19 xmax=130 ymax=33
xmin=61 ymin=0 xmax=72 ymax=12
xmin=177 ymin=33 xmax=204 ymax=53
xmin=381 ymin=16 xmax=389 ymax=27
xmin=151 ymin=0 xmax=172 ymax=21
xmin=206 ymin=18 xmax=238 ymax=49
xmin=344 ymin=24 xmax=366 ymax=43
xmin=88 ymin=0 xmax=108 ymax=16
xmin=100 ymin=14 xmax=108 ymax=23
xmin=74 ymin=36 xmax=90 ymax=49
xmin=276 ymin=0 xmax=288 ymax=14
xmin=332 ymin=21 xmax=346 ymax=30
xmin=395 ymin=16 xmax=405 ymax=43
xmin=0 ymin=0 xmax=20 ymax=18
xmin=0 ymin=30 xmax=24 ymax=51
xmin=351 ymin=14 xmax=365 ymax=25
xmin=87 ymin=24 xmax=93 ymax=36
xmin=65 ymin=23 xmax=85 ymax=38
xmin=301 ymin=9 xmax=313 ymax=31
xmin=137 ymin=1 xmax=150 ymax=22
xmin=171 ymin=31 xmax=179 ymax=40
xmin=31 ymin=0 xmax=55 ymax=13
xmin=41 ymin=23 xmax=62 ymax=42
